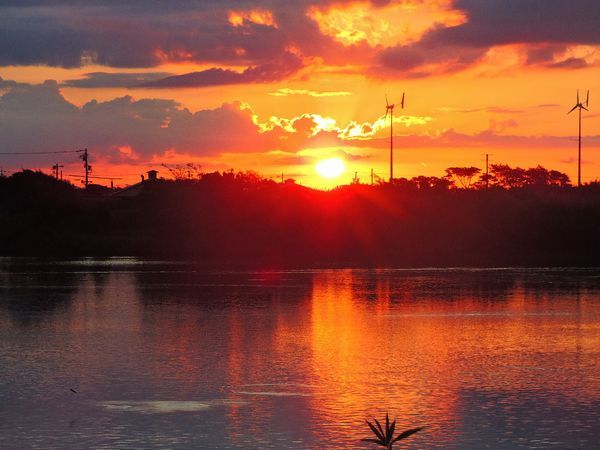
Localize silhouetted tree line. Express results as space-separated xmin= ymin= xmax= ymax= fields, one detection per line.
xmin=1 ymin=165 xmax=600 ymax=266
xmin=392 ymin=164 xmax=571 ymax=190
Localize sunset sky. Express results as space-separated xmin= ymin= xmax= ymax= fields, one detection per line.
xmin=1 ymin=0 xmax=600 ymax=188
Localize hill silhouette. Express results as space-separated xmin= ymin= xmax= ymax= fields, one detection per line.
xmin=1 ymin=168 xmax=600 ymax=267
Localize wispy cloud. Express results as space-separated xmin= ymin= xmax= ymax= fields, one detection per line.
xmin=268 ymin=88 xmax=351 ymax=97
xmin=63 ymin=72 xmax=174 ymax=89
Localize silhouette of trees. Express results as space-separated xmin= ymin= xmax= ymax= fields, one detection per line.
xmin=445 ymin=167 xmax=481 ymax=189
xmin=411 ymin=176 xmax=452 ymax=190
xmin=489 ymin=164 xmax=570 ymax=188
xmin=524 ymin=165 xmax=570 ymax=187
xmin=488 ymin=164 xmax=526 ymax=188
xmin=0 ymin=164 xmax=594 ymax=266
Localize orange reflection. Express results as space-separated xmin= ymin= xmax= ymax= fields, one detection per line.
xmin=308 ymin=270 xmax=458 ymax=443
xmin=306 ymin=270 xmax=599 ymax=445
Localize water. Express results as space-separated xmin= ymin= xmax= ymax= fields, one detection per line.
xmin=0 ymin=259 xmax=599 ymax=449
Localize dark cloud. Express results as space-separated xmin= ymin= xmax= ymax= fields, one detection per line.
xmin=0 ymin=79 xmax=370 ymax=168
xmin=143 ymin=53 xmax=304 ymax=88
xmin=546 ymin=57 xmax=589 ymax=69
xmin=63 ymin=72 xmax=174 ymax=88
xmin=379 ymin=40 xmax=486 ymax=77
xmin=0 ymin=1 xmax=348 ymax=69
xmin=3 ymin=0 xmax=597 ymax=79
xmin=379 ymin=0 xmax=600 ymax=76
xmin=458 ymin=0 xmax=600 ymax=46
xmin=0 ymin=81 xmax=281 ymax=166
xmin=525 ymin=44 xmax=567 ymax=65
xmin=0 ymin=76 xmax=20 ymax=89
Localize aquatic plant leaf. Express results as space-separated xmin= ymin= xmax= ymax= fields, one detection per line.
xmin=392 ymin=427 xmax=424 ymax=443
xmin=361 ymin=438 xmax=386 ymax=446
xmin=373 ymin=417 xmax=385 ymax=439
xmin=388 ymin=418 xmax=396 ymax=440
xmin=385 ymin=413 xmax=389 ymax=435
xmin=366 ymin=420 xmax=385 ymax=441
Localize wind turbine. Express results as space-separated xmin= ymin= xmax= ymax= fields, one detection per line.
xmin=385 ymin=93 xmax=405 ymax=182
xmin=568 ymin=89 xmax=589 ymax=187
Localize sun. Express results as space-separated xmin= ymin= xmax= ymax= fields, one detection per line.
xmin=316 ymin=158 xmax=346 ymax=179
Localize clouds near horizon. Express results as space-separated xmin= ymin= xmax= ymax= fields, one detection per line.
xmin=0 ymin=80 xmax=595 ymax=169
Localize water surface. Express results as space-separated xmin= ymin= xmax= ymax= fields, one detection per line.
xmin=1 ymin=259 xmax=599 ymax=448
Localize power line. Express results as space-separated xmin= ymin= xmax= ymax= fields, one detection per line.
xmin=0 ymin=150 xmax=83 ymax=155
xmin=67 ymin=175 xmax=123 ymax=180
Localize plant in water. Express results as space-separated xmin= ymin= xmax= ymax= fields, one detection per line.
xmin=362 ymin=413 xmax=423 ymax=449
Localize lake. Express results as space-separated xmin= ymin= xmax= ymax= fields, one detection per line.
xmin=0 ymin=259 xmax=599 ymax=449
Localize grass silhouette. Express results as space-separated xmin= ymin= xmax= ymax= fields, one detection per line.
xmin=362 ymin=413 xmax=423 ymax=449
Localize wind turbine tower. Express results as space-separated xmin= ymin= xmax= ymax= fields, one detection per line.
xmin=385 ymin=93 xmax=405 ymax=182
xmin=568 ymin=89 xmax=590 ymax=187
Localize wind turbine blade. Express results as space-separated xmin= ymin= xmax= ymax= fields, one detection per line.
xmin=586 ymin=90 xmax=590 ymax=107
xmin=582 ymin=105 xmax=589 ymax=111
xmin=385 ymin=94 xmax=389 ymax=107
xmin=577 ymin=89 xmax=580 ymax=104
xmin=401 ymin=93 xmax=405 ymax=109
xmin=567 ymin=105 xmax=578 ymax=114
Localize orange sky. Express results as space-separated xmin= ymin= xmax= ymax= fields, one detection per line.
xmin=1 ymin=0 xmax=599 ymax=188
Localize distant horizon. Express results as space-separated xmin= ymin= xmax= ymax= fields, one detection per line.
xmin=0 ymin=160 xmax=580 ymax=192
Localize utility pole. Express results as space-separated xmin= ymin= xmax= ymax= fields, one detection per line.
xmin=281 ymin=172 xmax=284 ymax=183
xmin=52 ymin=163 xmax=64 ymax=179
xmin=79 ymin=148 xmax=91 ymax=188
xmin=370 ymin=168 xmax=374 ymax=185
xmin=0 ymin=167 xmax=4 ymax=178
xmin=485 ymin=154 xmax=489 ymax=189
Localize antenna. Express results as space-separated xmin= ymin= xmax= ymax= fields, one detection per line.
xmin=568 ymin=89 xmax=590 ymax=187
xmin=384 ymin=93 xmax=405 ymax=182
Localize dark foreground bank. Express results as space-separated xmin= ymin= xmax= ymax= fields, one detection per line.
xmin=2 ymin=170 xmax=600 ymax=266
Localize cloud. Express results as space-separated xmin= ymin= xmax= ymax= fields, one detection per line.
xmin=378 ymin=37 xmax=487 ymax=77
xmin=0 ymin=76 xmax=20 ymax=90
xmin=436 ymin=0 xmax=600 ymax=47
xmin=63 ymin=72 xmax=174 ymax=88
xmin=0 ymin=81 xmax=276 ymax=166
xmin=268 ymin=88 xmax=351 ymax=97
xmin=437 ymin=106 xmax=523 ymax=114
xmin=377 ymin=0 xmax=600 ymax=76
xmin=0 ymin=80 xmax=434 ymax=171
xmin=546 ymin=57 xmax=589 ymax=69
xmin=2 ymin=1 xmax=598 ymax=81
xmin=0 ymin=1 xmax=348 ymax=69
xmin=143 ymin=53 xmax=305 ymax=88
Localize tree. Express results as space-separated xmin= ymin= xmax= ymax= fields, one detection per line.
xmin=411 ymin=176 xmax=452 ymax=190
xmin=489 ymin=164 xmax=526 ymax=188
xmin=444 ymin=167 xmax=481 ymax=189
xmin=524 ymin=166 xmax=570 ymax=187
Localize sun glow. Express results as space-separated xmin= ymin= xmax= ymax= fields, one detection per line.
xmin=316 ymin=158 xmax=346 ymax=179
